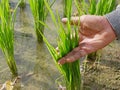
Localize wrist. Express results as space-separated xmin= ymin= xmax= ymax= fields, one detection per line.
xmin=102 ymin=16 xmax=116 ymax=42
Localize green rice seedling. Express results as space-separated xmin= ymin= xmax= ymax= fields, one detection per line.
xmin=74 ymin=0 xmax=87 ymax=16
xmin=75 ymin=0 xmax=116 ymax=62
xmin=0 ymin=0 xmax=18 ymax=76
xmin=41 ymin=0 xmax=81 ymax=90
xmin=63 ymin=0 xmax=72 ymax=18
xmin=89 ymin=0 xmax=116 ymax=15
xmin=29 ymin=0 xmax=55 ymax=43
xmin=29 ymin=0 xmax=45 ymax=43
xmin=19 ymin=0 xmax=26 ymax=9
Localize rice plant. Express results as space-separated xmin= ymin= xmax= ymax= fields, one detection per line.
xmin=29 ymin=0 xmax=55 ymax=43
xmin=76 ymin=0 xmax=116 ymax=62
xmin=29 ymin=0 xmax=44 ymax=42
xmin=19 ymin=0 xmax=26 ymax=9
xmin=41 ymin=0 xmax=81 ymax=90
xmin=89 ymin=0 xmax=116 ymax=15
xmin=63 ymin=0 xmax=72 ymax=18
xmin=0 ymin=0 xmax=18 ymax=76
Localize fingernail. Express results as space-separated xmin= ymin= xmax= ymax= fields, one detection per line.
xmin=66 ymin=58 xmax=70 ymax=61
xmin=58 ymin=62 xmax=61 ymax=65
xmin=62 ymin=18 xmax=67 ymax=22
xmin=58 ymin=60 xmax=63 ymax=65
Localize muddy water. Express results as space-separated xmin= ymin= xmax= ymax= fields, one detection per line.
xmin=0 ymin=0 xmax=120 ymax=90
xmin=0 ymin=0 xmax=61 ymax=90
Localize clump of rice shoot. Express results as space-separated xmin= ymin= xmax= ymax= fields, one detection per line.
xmin=63 ymin=0 xmax=72 ymax=17
xmin=29 ymin=0 xmax=55 ymax=43
xmin=0 ymin=0 xmax=18 ymax=76
xmin=29 ymin=0 xmax=45 ymax=42
xmin=19 ymin=0 xmax=26 ymax=9
xmin=41 ymin=0 xmax=81 ymax=90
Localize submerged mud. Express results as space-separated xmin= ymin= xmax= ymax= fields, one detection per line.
xmin=83 ymin=40 xmax=120 ymax=90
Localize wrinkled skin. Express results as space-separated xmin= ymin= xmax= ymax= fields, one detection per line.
xmin=58 ymin=15 xmax=116 ymax=65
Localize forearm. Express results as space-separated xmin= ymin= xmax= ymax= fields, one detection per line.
xmin=105 ymin=5 xmax=120 ymax=39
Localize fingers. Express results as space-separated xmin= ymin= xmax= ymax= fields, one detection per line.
xmin=62 ymin=16 xmax=81 ymax=25
xmin=80 ymin=15 xmax=107 ymax=32
xmin=58 ymin=40 xmax=95 ymax=65
xmin=58 ymin=50 xmax=86 ymax=65
xmin=58 ymin=46 xmax=87 ymax=65
xmin=62 ymin=15 xmax=105 ymax=31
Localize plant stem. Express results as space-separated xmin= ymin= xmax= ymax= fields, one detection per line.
xmin=0 ymin=0 xmax=18 ymax=76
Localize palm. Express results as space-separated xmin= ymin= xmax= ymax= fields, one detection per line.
xmin=58 ymin=15 xmax=116 ymax=64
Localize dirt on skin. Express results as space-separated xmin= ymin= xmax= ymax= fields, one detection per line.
xmin=82 ymin=40 xmax=120 ymax=90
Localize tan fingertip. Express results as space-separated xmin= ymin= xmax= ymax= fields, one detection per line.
xmin=66 ymin=58 xmax=74 ymax=63
xmin=58 ymin=61 xmax=61 ymax=65
xmin=58 ymin=60 xmax=61 ymax=65
xmin=66 ymin=58 xmax=70 ymax=61
xmin=58 ymin=59 xmax=66 ymax=65
xmin=61 ymin=18 xmax=68 ymax=23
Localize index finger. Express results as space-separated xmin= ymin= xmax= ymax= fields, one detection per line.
xmin=58 ymin=43 xmax=87 ymax=65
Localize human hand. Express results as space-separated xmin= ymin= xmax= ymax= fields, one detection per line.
xmin=58 ymin=15 xmax=116 ymax=64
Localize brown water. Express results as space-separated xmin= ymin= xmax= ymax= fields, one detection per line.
xmin=0 ymin=0 xmax=120 ymax=90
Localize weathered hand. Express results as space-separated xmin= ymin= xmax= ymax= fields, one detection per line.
xmin=58 ymin=15 xmax=116 ymax=64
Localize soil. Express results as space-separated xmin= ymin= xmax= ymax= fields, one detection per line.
xmin=82 ymin=40 xmax=120 ymax=90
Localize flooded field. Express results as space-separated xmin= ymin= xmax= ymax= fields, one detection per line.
xmin=0 ymin=0 xmax=120 ymax=90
